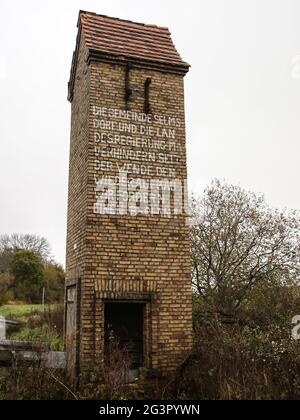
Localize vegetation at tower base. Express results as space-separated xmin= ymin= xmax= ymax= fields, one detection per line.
xmin=180 ymin=180 xmax=300 ymax=400
xmin=1 ymin=181 xmax=300 ymax=400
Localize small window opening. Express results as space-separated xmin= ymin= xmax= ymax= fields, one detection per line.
xmin=144 ymin=78 xmax=152 ymax=114
xmin=124 ymin=62 xmax=133 ymax=108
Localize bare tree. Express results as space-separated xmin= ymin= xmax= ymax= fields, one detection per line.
xmin=190 ymin=180 xmax=300 ymax=318
xmin=0 ymin=234 xmax=52 ymax=261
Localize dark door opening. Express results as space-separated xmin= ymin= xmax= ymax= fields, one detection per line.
xmin=105 ymin=302 xmax=144 ymax=369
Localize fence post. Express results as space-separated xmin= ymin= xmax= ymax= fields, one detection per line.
xmin=0 ymin=316 xmax=6 ymax=341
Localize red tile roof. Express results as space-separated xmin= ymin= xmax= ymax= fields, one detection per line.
xmin=81 ymin=11 xmax=188 ymax=67
xmin=68 ymin=11 xmax=190 ymax=101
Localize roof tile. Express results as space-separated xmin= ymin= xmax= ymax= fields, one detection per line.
xmin=80 ymin=11 xmax=189 ymax=67
xmin=68 ymin=11 xmax=189 ymax=101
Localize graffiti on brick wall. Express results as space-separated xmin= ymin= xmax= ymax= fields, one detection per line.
xmin=92 ymin=106 xmax=189 ymax=218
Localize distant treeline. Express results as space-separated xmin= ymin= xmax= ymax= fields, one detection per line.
xmin=0 ymin=234 xmax=64 ymax=305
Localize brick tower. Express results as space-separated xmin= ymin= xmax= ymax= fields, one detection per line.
xmin=65 ymin=10 xmax=192 ymax=379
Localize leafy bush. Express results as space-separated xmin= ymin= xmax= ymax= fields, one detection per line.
xmin=0 ymin=234 xmax=64 ymax=305
xmin=10 ymin=250 xmax=44 ymax=303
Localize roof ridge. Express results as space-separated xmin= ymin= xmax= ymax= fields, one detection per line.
xmin=79 ymin=10 xmax=170 ymax=31
xmin=68 ymin=10 xmax=190 ymax=102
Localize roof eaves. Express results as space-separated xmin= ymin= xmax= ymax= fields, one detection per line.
xmin=68 ymin=13 xmax=84 ymax=102
xmin=68 ymin=11 xmax=190 ymax=102
xmin=87 ymin=48 xmax=190 ymax=74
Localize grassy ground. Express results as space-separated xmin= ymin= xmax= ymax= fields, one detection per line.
xmin=0 ymin=303 xmax=64 ymax=351
xmin=0 ymin=304 xmax=45 ymax=321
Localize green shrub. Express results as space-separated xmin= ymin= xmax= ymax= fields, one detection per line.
xmin=11 ymin=326 xmax=63 ymax=351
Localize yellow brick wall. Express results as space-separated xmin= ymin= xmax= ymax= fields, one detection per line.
xmin=66 ymin=35 xmax=193 ymax=375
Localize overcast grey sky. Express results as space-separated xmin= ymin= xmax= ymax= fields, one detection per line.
xmin=0 ymin=0 xmax=300 ymax=265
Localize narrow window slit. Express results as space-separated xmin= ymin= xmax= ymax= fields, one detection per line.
xmin=125 ymin=62 xmax=133 ymax=109
xmin=144 ymin=78 xmax=152 ymax=114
